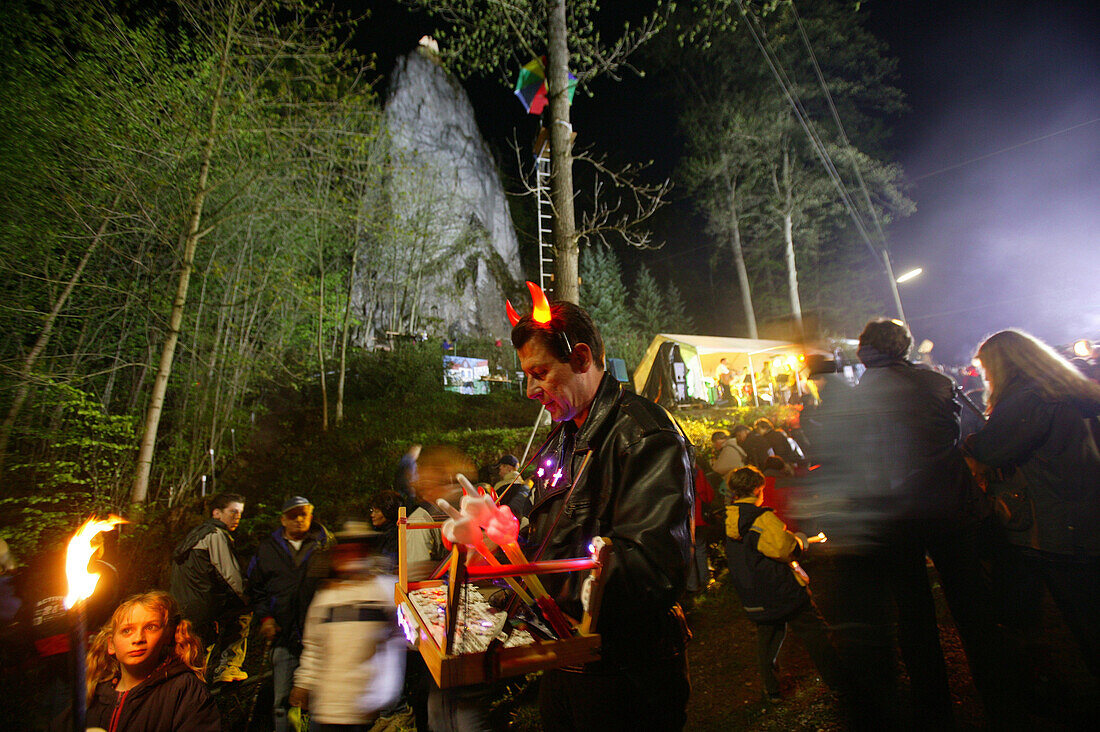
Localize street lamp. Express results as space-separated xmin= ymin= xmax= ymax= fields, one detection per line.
xmin=881 ymin=250 xmax=923 ymax=325
xmin=896 ymin=267 xmax=923 ymax=284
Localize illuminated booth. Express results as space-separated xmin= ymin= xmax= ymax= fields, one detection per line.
xmin=633 ymin=334 xmax=817 ymax=406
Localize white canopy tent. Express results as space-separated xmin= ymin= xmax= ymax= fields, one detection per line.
xmin=633 ymin=333 xmax=815 ymax=404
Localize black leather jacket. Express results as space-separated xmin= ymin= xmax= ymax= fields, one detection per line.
xmin=527 ymin=373 xmax=693 ymax=666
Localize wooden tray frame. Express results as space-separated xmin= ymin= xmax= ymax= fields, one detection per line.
xmin=395 ymin=507 xmax=609 ymax=689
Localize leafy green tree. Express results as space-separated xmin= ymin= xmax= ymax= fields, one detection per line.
xmin=632 ymin=265 xmax=670 ymax=336
xmin=0 ymin=0 xmax=185 ymax=470
xmin=131 ymin=0 xmax=371 ymax=504
xmin=664 ymin=280 xmax=696 ymax=333
xmin=580 ymin=245 xmax=647 ymax=369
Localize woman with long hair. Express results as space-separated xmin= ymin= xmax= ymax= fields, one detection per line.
xmin=85 ymin=590 xmax=220 ymax=731
xmin=968 ymin=329 xmax=1100 ymax=689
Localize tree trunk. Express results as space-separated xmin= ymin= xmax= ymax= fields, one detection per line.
xmin=0 ymin=197 xmax=118 ymax=473
xmin=727 ymin=180 xmax=758 ymax=339
xmin=547 ymin=0 xmax=578 ymax=304
xmin=782 ymin=149 xmax=804 ymax=336
xmin=335 ymin=251 xmax=356 ymax=427
xmin=130 ymin=7 xmax=234 ymax=506
xmin=316 ymin=257 xmax=329 ymax=432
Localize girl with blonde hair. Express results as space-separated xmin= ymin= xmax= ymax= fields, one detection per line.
xmin=84 ymin=590 xmax=220 ymax=730
xmin=968 ymin=328 xmax=1100 ymax=709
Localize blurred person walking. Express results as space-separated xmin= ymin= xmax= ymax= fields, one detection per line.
xmin=289 ymin=527 xmax=405 ymax=731
xmin=833 ymin=319 xmax=995 ymax=730
xmin=724 ymin=466 xmax=842 ymax=700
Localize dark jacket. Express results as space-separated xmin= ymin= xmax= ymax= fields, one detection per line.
xmin=741 ymin=431 xmax=770 ymax=467
xmin=724 ymin=499 xmax=809 ymax=622
xmin=855 ymin=359 xmax=978 ymax=533
xmin=247 ymin=523 xmax=334 ymax=652
xmin=528 ymin=372 xmax=693 ymax=666
xmin=969 ymin=383 xmax=1100 ymax=555
xmin=760 ymin=428 xmax=798 ymax=464
xmin=377 ymin=522 xmax=399 ymax=565
xmin=86 ymin=657 xmax=220 ymax=732
xmin=169 ymin=519 xmax=245 ymax=625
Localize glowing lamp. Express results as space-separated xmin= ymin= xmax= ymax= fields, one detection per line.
xmin=896 ymin=267 xmax=923 ymax=284
xmin=64 ymin=515 xmax=126 ymax=609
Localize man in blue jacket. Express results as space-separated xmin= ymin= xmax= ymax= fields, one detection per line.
xmin=248 ymin=496 xmax=333 ymax=732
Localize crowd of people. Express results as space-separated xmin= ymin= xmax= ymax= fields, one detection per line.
xmin=3 ymin=298 xmax=1098 ymax=731
xmin=699 ymin=320 xmax=1100 ymax=729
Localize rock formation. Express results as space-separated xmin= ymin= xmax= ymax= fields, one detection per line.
xmin=352 ymin=49 xmax=524 ymax=346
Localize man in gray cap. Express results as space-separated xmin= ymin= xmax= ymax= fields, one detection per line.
xmin=247 ymin=496 xmax=334 ymax=732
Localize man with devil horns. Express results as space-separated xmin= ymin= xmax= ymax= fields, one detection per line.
xmin=508 ymin=283 xmax=694 ymax=731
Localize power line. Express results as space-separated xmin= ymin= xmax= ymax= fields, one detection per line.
xmin=790 ymin=0 xmax=889 ymax=249
xmin=912 ymin=117 xmax=1100 ymax=181
xmin=735 ymin=1 xmax=882 ymax=264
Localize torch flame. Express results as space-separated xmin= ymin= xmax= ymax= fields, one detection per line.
xmin=64 ymin=515 xmax=126 ymax=609
xmin=526 ymin=281 xmax=552 ymax=324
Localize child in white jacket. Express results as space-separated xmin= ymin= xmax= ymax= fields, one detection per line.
xmin=289 ymin=526 xmax=405 ymax=730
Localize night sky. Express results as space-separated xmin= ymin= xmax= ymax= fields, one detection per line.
xmin=865 ymin=0 xmax=1100 ymax=362
xmin=364 ymin=1 xmax=1100 ymax=363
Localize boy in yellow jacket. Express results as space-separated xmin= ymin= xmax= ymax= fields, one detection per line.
xmin=725 ymin=466 xmax=842 ymax=700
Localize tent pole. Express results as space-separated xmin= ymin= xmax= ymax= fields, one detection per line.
xmin=748 ymin=353 xmax=759 ymax=407
xmin=521 ymin=405 xmax=547 ymax=466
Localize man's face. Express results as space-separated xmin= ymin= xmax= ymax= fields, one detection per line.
xmin=212 ymin=501 xmax=244 ymax=532
xmin=712 ymin=437 xmax=728 ymax=453
xmin=519 ymin=338 xmax=589 ymax=424
xmin=734 ymin=430 xmax=748 ymax=444
xmin=281 ymin=505 xmax=313 ymax=541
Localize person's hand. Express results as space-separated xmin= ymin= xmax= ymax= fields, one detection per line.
xmin=260 ymin=617 xmax=279 ymax=641
xmin=289 ymin=686 xmax=309 ymax=709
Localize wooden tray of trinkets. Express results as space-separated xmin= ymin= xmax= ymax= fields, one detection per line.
xmin=394 ymin=507 xmax=610 ymax=689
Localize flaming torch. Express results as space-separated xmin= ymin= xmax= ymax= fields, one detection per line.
xmin=64 ymin=515 xmax=126 ymax=732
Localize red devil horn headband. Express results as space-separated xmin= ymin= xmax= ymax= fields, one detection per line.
xmin=506 ymin=281 xmax=553 ymax=327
